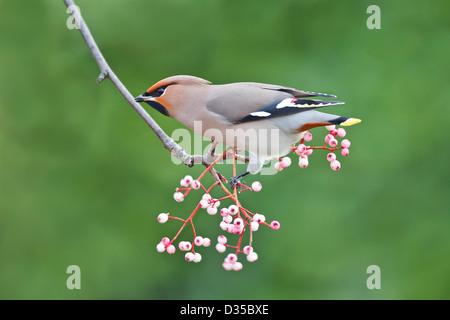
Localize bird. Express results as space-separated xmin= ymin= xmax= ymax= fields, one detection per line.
xmin=135 ymin=75 xmax=361 ymax=188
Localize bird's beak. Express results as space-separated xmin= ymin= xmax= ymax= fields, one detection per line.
xmin=134 ymin=94 xmax=154 ymax=102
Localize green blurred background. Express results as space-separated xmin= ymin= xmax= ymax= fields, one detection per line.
xmin=1 ymin=0 xmax=449 ymax=299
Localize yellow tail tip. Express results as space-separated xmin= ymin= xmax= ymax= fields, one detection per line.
xmin=341 ymin=118 xmax=362 ymax=126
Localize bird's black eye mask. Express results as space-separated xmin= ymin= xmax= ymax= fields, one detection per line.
xmin=141 ymin=83 xmax=175 ymax=116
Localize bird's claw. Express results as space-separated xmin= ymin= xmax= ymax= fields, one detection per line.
xmin=229 ymin=171 xmax=250 ymax=190
xmin=229 ymin=176 xmax=240 ymax=190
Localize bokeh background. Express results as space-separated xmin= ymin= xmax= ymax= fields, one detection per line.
xmin=1 ymin=0 xmax=448 ymax=299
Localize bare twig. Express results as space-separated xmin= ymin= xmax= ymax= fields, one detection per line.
xmin=63 ymin=0 xmax=220 ymax=168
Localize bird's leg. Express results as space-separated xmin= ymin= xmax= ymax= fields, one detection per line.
xmin=228 ymin=151 xmax=261 ymax=189
xmin=229 ymin=171 xmax=250 ymax=190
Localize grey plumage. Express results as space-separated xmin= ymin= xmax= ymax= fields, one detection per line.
xmin=135 ymin=75 xmax=361 ymax=179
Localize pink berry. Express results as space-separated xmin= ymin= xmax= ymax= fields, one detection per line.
xmin=247 ymin=252 xmax=258 ymax=262
xmin=232 ymin=262 xmax=243 ymax=271
xmin=207 ymin=206 xmax=218 ymax=215
xmin=232 ymin=226 xmax=242 ymax=234
xmin=199 ymin=200 xmax=209 ymax=209
xmin=217 ymin=235 xmax=227 ymax=244
xmin=178 ymin=241 xmax=186 ymax=251
xmin=161 ymin=237 xmax=170 ymax=246
xmin=216 ymin=243 xmax=226 ymax=253
xmin=330 ymin=129 xmax=338 ymax=137
xmin=251 ymin=181 xmax=262 ymax=192
xmin=194 ymin=236 xmax=204 ymax=246
xmin=325 ymin=134 xmax=334 ymax=144
xmin=180 ymin=178 xmax=189 ymax=188
xmin=223 ymin=215 xmax=232 ymax=223
xmin=274 ymin=161 xmax=283 ymax=172
xmin=185 ymin=252 xmax=194 ymax=262
xmin=184 ymin=175 xmax=193 ymax=185
xmin=202 ymin=194 xmax=212 ymax=201
xmin=202 ymin=238 xmax=211 ymax=247
xmin=327 ymin=153 xmax=336 ymax=162
xmin=330 ymin=160 xmax=341 ymax=171
xmin=280 ymin=157 xmax=292 ymax=169
xmin=296 ymin=144 xmax=307 ymax=154
xmin=227 ymin=253 xmax=238 ymax=263
xmin=166 ymin=244 xmax=176 ymax=254
xmin=341 ymin=139 xmax=351 ymax=148
xmin=341 ymin=148 xmax=349 ymax=156
xmin=299 ymin=157 xmax=309 ymax=168
xmin=250 ymin=221 xmax=259 ymax=231
xmin=173 ymin=192 xmax=184 ymax=202
xmin=304 ymin=148 xmax=313 ymax=156
xmin=337 ymin=128 xmax=346 ymax=137
xmin=253 ymin=213 xmax=265 ymax=223
xmin=303 ymin=132 xmax=313 ymax=141
xmin=156 ymin=243 xmax=165 ymax=253
xmin=243 ymin=245 xmax=253 ymax=255
xmin=220 ymin=208 xmax=229 ymax=217
xmin=270 ymin=221 xmax=281 ymax=230
xmin=234 ymin=218 xmax=244 ymax=227
xmin=228 ymin=205 xmax=239 ymax=215
xmin=193 ymin=252 xmax=202 ymax=263
xmin=222 ymin=261 xmax=233 ymax=271
xmin=219 ymin=221 xmax=228 ymax=230
xmin=157 ymin=213 xmax=169 ymax=223
xmin=191 ymin=180 xmax=201 ymax=190
xmin=325 ymin=124 xmax=336 ymax=131
xmin=329 ymin=138 xmax=338 ymax=147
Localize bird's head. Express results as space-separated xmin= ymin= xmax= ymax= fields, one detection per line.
xmin=135 ymin=75 xmax=211 ymax=117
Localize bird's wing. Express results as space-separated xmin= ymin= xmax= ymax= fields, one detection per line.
xmin=236 ymin=82 xmax=337 ymax=98
xmin=206 ymin=83 xmax=343 ymax=124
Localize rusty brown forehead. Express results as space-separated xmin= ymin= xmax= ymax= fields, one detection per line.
xmin=146 ymin=79 xmax=176 ymax=93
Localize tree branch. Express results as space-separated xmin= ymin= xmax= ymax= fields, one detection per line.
xmin=63 ymin=0 xmax=214 ymax=167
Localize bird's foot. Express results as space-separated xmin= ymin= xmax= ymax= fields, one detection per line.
xmin=229 ymin=171 xmax=250 ymax=190
xmin=229 ymin=176 xmax=241 ymax=190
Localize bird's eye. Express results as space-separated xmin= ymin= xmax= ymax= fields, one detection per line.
xmin=156 ymin=88 xmax=165 ymax=96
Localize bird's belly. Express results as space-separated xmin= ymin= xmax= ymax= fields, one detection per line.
xmin=199 ymin=121 xmax=303 ymax=159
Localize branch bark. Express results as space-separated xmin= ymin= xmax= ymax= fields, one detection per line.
xmin=63 ymin=0 xmax=211 ymax=167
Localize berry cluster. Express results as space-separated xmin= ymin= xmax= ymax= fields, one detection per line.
xmin=154 ymin=125 xmax=355 ymax=271
xmin=154 ymin=149 xmax=280 ymax=271
xmin=275 ymin=125 xmax=353 ymax=172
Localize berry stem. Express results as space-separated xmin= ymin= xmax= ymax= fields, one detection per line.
xmin=190 ymin=219 xmax=197 ymax=252
xmin=169 ymin=203 xmax=201 ymax=245
xmin=235 ymin=224 xmax=246 ymax=254
xmin=307 ymin=146 xmax=343 ymax=152
xmin=197 ymin=148 xmax=229 ymax=182
xmin=168 ymin=216 xmax=186 ymax=223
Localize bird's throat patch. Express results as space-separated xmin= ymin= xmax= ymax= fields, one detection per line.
xmin=146 ymin=100 xmax=169 ymax=116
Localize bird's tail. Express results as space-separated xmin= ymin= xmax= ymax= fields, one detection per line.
xmin=297 ymin=111 xmax=361 ymax=132
xmin=330 ymin=116 xmax=361 ymax=126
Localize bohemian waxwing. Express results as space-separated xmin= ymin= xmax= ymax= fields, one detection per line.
xmin=135 ymin=75 xmax=361 ymax=187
